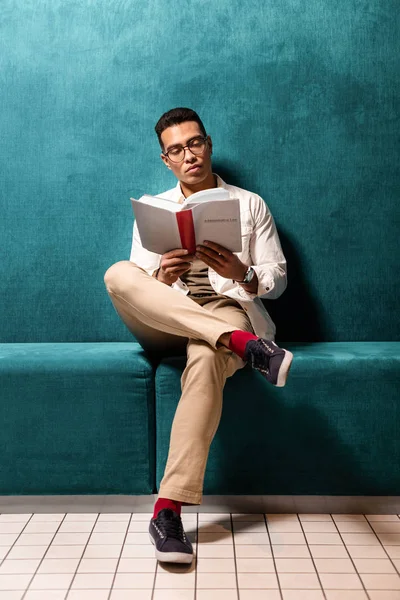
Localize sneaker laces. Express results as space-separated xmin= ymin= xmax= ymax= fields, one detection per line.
xmin=155 ymin=508 xmax=184 ymax=539
xmin=244 ymin=339 xmax=270 ymax=371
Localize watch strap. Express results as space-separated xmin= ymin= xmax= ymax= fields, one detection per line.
xmin=236 ymin=266 xmax=254 ymax=284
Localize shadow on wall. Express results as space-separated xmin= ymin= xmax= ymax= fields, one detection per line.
xmin=155 ymin=358 xmax=390 ymax=498
xmin=214 ymin=162 xmax=325 ymax=342
xmin=205 ymin=367 xmax=385 ymax=497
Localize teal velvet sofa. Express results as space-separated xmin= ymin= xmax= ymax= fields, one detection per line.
xmin=0 ymin=343 xmax=156 ymax=495
xmin=1 ymin=341 xmax=398 ymax=496
xmin=156 ymin=344 xmax=400 ymax=497
xmin=1 ymin=1 xmax=399 ymax=498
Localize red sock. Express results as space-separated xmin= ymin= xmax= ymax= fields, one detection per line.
xmin=153 ymin=497 xmax=182 ymax=519
xmin=228 ymin=330 xmax=258 ymax=359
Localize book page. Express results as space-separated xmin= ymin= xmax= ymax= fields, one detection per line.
xmin=130 ymin=200 xmax=182 ymax=254
xmin=132 ymin=194 xmax=182 ymax=213
xmin=184 ymin=188 xmax=230 ymax=205
xmin=191 ymin=198 xmax=242 ymax=253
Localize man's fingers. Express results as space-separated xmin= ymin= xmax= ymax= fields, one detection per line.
xmin=162 ymin=257 xmax=194 ymax=269
xmin=196 ymin=248 xmax=225 ymax=265
xmin=196 ymin=245 xmax=228 ymax=262
xmin=163 ymin=249 xmax=193 ymax=259
xmin=195 ymin=251 xmax=221 ymax=270
xmin=163 ymin=260 xmax=193 ymax=273
xmin=167 ymin=264 xmax=192 ymax=275
xmin=200 ymin=241 xmax=230 ymax=258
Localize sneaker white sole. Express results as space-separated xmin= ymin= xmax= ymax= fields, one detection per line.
xmin=149 ymin=533 xmax=193 ymax=563
xmin=276 ymin=350 xmax=294 ymax=387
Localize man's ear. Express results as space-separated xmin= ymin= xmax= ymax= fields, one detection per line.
xmin=160 ymin=153 xmax=171 ymax=168
xmin=207 ymin=135 xmax=213 ymax=155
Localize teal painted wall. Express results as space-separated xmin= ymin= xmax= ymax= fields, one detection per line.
xmin=1 ymin=0 xmax=399 ymax=342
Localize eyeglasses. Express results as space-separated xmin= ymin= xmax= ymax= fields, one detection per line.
xmin=164 ymin=136 xmax=208 ymax=163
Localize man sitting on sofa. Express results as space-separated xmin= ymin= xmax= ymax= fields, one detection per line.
xmin=104 ymin=107 xmax=293 ymax=564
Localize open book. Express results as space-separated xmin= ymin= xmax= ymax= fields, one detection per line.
xmin=130 ymin=188 xmax=242 ymax=255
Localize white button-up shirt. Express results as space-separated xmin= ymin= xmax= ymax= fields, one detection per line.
xmin=130 ymin=173 xmax=287 ymax=341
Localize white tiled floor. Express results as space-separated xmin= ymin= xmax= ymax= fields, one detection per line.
xmin=0 ymin=511 xmax=399 ymax=599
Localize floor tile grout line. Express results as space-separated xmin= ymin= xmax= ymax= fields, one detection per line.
xmin=12 ymin=566 xmax=400 ymax=575
xmin=13 ymin=587 xmax=400 ymax=594
xmin=264 ymin=513 xmax=283 ymax=600
xmin=296 ymin=513 xmax=327 ymax=600
xmin=229 ymin=513 xmax=240 ymax=600
xmin=367 ymin=515 xmax=400 ymax=577
xmin=330 ymin=514 xmax=372 ymax=600
xmin=151 ymin=543 xmax=158 ymax=600
xmin=10 ymin=566 xmax=393 ymax=575
xmin=0 ymin=513 xmax=35 ymax=569
xmin=20 ymin=512 xmax=68 ymax=600
xmin=106 ymin=511 xmax=134 ymax=600
xmin=64 ymin=512 xmax=101 ymax=599
xmin=3 ymin=510 xmax=400 ymax=597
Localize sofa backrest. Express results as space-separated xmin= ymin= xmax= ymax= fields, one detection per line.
xmin=1 ymin=1 xmax=398 ymax=343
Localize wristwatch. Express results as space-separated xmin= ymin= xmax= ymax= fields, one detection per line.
xmin=236 ymin=266 xmax=255 ymax=285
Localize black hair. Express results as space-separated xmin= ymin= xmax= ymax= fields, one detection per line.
xmin=155 ymin=107 xmax=207 ymax=151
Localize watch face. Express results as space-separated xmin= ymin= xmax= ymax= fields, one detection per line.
xmin=245 ymin=267 xmax=254 ymax=283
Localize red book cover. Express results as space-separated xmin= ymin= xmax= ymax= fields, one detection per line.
xmin=176 ymin=210 xmax=196 ymax=254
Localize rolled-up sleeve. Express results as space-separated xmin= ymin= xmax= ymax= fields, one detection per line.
xmin=249 ymin=195 xmax=287 ymax=300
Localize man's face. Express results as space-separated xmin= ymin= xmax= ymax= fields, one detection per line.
xmin=160 ymin=121 xmax=213 ymax=185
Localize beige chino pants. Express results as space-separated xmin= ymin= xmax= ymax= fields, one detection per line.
xmin=104 ymin=261 xmax=253 ymax=505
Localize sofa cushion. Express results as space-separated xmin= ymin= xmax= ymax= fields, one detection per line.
xmin=0 ymin=343 xmax=155 ymax=495
xmin=155 ymin=342 xmax=400 ymax=496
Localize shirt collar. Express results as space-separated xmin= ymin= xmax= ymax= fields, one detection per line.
xmin=174 ymin=173 xmax=228 ymax=204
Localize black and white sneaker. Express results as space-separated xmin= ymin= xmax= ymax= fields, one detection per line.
xmin=149 ymin=508 xmax=193 ymax=563
xmin=244 ymin=339 xmax=293 ymax=387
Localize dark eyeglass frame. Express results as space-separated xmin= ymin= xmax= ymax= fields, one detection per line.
xmin=163 ymin=136 xmax=209 ymax=163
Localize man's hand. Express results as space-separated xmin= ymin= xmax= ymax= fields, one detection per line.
xmin=156 ymin=249 xmax=194 ymax=286
xmin=195 ymin=241 xmax=248 ymax=281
